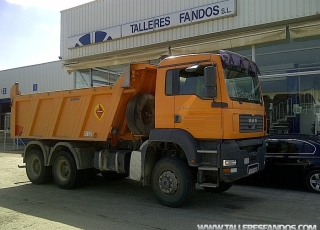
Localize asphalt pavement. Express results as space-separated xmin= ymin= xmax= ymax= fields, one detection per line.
xmin=0 ymin=151 xmax=319 ymax=230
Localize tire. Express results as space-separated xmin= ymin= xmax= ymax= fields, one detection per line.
xmin=126 ymin=94 xmax=155 ymax=135
xmin=306 ymin=170 xmax=320 ymax=193
xmin=52 ymin=151 xmax=84 ymax=189
xmin=26 ymin=149 xmax=52 ymax=184
xmin=151 ymin=157 xmax=195 ymax=208
xmin=101 ymin=171 xmax=129 ymax=180
xmin=203 ymin=181 xmax=233 ymax=193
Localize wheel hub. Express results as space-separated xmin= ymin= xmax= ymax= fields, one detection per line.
xmin=58 ymin=161 xmax=70 ymax=180
xmin=310 ymin=173 xmax=320 ymax=191
xmin=141 ymin=106 xmax=153 ymax=125
xmin=62 ymin=164 xmax=69 ymax=177
xmin=32 ymin=159 xmax=40 ymax=174
xmin=159 ymin=170 xmax=178 ymax=195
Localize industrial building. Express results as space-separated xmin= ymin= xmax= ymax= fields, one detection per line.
xmin=1 ymin=0 xmax=320 ymax=134
xmin=0 ymin=61 xmax=73 ymax=130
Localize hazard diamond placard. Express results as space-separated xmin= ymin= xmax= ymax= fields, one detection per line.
xmin=94 ymin=104 xmax=105 ymax=121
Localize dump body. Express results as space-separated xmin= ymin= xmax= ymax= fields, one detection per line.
xmin=11 ymin=63 xmax=157 ymax=142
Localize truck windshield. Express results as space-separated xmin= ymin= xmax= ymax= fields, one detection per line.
xmin=224 ymin=67 xmax=261 ymax=104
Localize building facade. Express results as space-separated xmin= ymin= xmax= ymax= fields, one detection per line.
xmin=60 ymin=0 xmax=320 ymax=135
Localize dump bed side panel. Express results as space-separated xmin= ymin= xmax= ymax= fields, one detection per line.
xmin=11 ymin=64 xmax=157 ymax=142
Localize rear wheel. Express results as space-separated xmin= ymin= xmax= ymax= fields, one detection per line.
xmin=151 ymin=157 xmax=195 ymax=208
xmin=306 ymin=170 xmax=320 ymax=193
xmin=203 ymin=181 xmax=233 ymax=193
xmin=26 ymin=149 xmax=52 ymax=184
xmin=53 ymin=151 xmax=84 ymax=189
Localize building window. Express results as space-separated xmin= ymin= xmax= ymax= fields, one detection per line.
xmin=256 ymin=36 xmax=320 ymax=135
xmin=229 ymin=46 xmax=252 ymax=60
xmin=256 ymin=37 xmax=320 ymax=76
xmin=92 ymin=68 xmax=119 ymax=87
xmin=75 ymin=69 xmax=91 ymax=88
xmin=75 ymin=68 xmax=121 ymax=89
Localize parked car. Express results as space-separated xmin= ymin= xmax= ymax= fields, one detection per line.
xmin=264 ymin=134 xmax=320 ymax=193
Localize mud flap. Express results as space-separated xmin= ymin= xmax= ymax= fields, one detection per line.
xmin=129 ymin=151 xmax=142 ymax=181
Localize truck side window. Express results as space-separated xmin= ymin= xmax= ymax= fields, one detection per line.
xmin=165 ymin=70 xmax=174 ymax=95
xmin=165 ymin=68 xmax=205 ymax=97
xmin=180 ymin=75 xmax=195 ymax=94
xmin=179 ymin=74 xmax=205 ymax=97
xmin=165 ymin=69 xmax=180 ymax=95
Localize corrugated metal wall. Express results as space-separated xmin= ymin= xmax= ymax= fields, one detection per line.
xmin=60 ymin=0 xmax=320 ymax=65
xmin=0 ymin=61 xmax=73 ymax=99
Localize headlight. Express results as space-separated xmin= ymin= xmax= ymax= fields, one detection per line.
xmin=223 ymin=160 xmax=237 ymax=166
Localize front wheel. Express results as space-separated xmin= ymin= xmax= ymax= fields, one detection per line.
xmin=203 ymin=181 xmax=233 ymax=193
xmin=26 ymin=149 xmax=52 ymax=184
xmin=52 ymin=151 xmax=84 ymax=189
xmin=306 ymin=170 xmax=320 ymax=193
xmin=151 ymin=157 xmax=195 ymax=208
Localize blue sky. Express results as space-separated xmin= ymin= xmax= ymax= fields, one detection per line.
xmin=0 ymin=0 xmax=93 ymax=71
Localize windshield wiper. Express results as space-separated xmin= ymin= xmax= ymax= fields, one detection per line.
xmin=230 ymin=97 xmax=261 ymax=104
xmin=230 ymin=97 xmax=249 ymax=103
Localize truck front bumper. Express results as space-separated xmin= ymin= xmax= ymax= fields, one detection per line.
xmin=219 ymin=138 xmax=266 ymax=181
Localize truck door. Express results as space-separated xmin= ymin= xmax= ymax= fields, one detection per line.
xmin=173 ymin=65 xmax=222 ymax=139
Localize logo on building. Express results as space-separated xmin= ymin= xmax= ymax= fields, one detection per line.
xmin=94 ymin=104 xmax=105 ymax=121
xmin=67 ymin=0 xmax=236 ymax=48
xmin=75 ymin=31 xmax=112 ymax=47
xmin=68 ymin=26 xmax=121 ymax=48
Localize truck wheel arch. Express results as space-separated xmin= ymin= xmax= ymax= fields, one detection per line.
xmin=48 ymin=142 xmax=82 ymax=169
xmin=24 ymin=141 xmax=51 ymax=166
xmin=141 ymin=129 xmax=200 ymax=185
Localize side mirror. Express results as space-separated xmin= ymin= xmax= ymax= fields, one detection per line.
xmin=204 ymin=66 xmax=217 ymax=99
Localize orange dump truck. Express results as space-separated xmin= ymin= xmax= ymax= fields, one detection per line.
xmin=11 ymin=50 xmax=266 ymax=207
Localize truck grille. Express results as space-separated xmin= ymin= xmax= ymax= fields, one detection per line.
xmin=239 ymin=114 xmax=263 ymax=133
